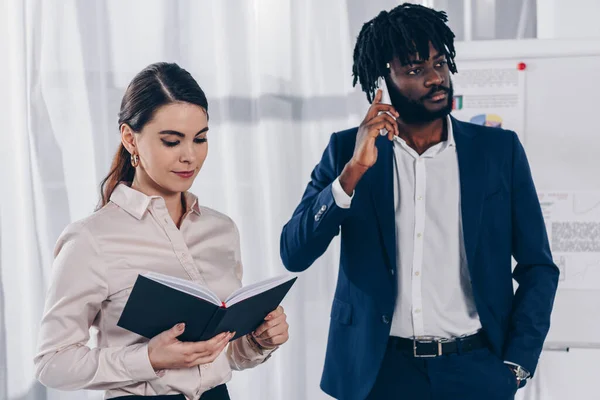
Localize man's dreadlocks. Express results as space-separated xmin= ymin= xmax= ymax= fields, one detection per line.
xmin=352 ymin=3 xmax=457 ymax=103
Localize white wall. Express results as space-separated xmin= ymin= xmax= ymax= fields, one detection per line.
xmin=537 ymin=0 xmax=600 ymax=39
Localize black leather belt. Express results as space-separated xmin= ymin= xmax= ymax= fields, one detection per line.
xmin=388 ymin=331 xmax=487 ymax=358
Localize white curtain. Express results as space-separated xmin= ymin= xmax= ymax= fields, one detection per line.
xmin=1 ymin=0 xmax=364 ymax=399
xmin=0 ymin=1 xmax=540 ymax=400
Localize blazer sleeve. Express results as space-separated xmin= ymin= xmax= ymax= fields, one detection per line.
xmin=503 ymin=131 xmax=560 ymax=376
xmin=280 ymin=132 xmax=352 ymax=272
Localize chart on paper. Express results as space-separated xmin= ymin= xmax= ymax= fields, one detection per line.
xmin=451 ymin=60 xmax=526 ymax=137
xmin=538 ymin=191 xmax=600 ymax=290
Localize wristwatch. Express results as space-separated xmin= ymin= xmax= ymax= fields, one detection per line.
xmin=507 ymin=364 xmax=531 ymax=384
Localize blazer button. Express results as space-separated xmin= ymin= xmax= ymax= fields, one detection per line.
xmin=389 ymin=269 xmax=395 ymax=276
xmin=382 ymin=315 xmax=390 ymax=324
xmin=320 ymin=205 xmax=327 ymax=212
xmin=314 ymin=215 xmax=320 ymax=221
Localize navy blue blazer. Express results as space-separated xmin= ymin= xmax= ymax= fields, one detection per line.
xmin=280 ymin=117 xmax=559 ymax=400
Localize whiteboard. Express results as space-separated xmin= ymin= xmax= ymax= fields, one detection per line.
xmin=454 ymin=39 xmax=600 ymax=348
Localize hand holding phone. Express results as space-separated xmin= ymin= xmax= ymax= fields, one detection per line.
xmin=351 ymin=87 xmax=399 ymax=169
xmin=338 ymin=85 xmax=399 ymax=196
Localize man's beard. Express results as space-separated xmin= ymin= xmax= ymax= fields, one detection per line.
xmin=388 ymin=80 xmax=454 ymax=125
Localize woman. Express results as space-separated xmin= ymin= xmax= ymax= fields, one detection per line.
xmin=34 ymin=62 xmax=289 ymax=400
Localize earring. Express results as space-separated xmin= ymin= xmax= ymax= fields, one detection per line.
xmin=131 ymin=153 xmax=139 ymax=168
xmin=386 ymin=62 xmax=390 ymax=69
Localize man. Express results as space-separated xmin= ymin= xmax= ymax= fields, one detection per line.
xmin=280 ymin=3 xmax=559 ymax=400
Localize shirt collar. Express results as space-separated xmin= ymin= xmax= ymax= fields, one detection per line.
xmin=110 ymin=183 xmax=202 ymax=220
xmin=446 ymin=115 xmax=456 ymax=147
xmin=184 ymin=191 xmax=202 ymax=216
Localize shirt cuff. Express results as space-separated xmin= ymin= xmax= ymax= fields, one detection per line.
xmin=246 ymin=334 xmax=278 ymax=356
xmin=503 ymin=361 xmax=523 ymax=368
xmin=331 ymin=178 xmax=354 ymax=209
xmin=123 ymin=343 xmax=163 ymax=382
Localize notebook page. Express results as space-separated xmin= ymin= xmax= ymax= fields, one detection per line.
xmin=224 ymin=274 xmax=295 ymax=306
xmin=143 ymin=272 xmax=221 ymax=306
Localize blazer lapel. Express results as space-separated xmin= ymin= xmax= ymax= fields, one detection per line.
xmin=453 ymin=117 xmax=486 ymax=273
xmin=369 ymin=137 xmax=396 ymax=271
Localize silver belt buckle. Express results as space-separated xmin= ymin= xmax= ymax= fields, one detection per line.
xmin=413 ymin=337 xmax=443 ymax=358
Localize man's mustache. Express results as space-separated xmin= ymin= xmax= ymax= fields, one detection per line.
xmin=423 ymin=85 xmax=451 ymax=100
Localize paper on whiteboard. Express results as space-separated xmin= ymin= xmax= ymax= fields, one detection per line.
xmin=451 ymin=61 xmax=526 ymax=137
xmin=538 ymin=191 xmax=600 ymax=290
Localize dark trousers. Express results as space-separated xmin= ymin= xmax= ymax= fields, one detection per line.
xmin=199 ymin=385 xmax=230 ymax=400
xmin=112 ymin=384 xmax=230 ymax=400
xmin=366 ymin=345 xmax=518 ymax=400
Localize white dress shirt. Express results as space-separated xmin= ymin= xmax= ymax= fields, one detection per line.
xmin=35 ymin=184 xmax=275 ymax=399
xmin=332 ymin=116 xmax=482 ymax=339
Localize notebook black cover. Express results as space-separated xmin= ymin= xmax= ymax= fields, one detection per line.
xmin=117 ymin=275 xmax=296 ymax=342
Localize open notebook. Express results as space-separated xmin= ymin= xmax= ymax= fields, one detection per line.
xmin=117 ymin=272 xmax=297 ymax=342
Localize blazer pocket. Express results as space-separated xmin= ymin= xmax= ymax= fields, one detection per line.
xmin=330 ymin=298 xmax=353 ymax=325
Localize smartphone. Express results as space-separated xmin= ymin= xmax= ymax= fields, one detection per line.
xmin=375 ymin=77 xmax=394 ymax=136
xmin=376 ymin=76 xmax=392 ymax=105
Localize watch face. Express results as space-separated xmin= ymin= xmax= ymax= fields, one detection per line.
xmin=508 ymin=365 xmax=529 ymax=380
xmin=515 ymin=367 xmax=529 ymax=380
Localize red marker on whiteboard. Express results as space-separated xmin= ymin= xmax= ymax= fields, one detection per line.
xmin=517 ymin=62 xmax=527 ymax=71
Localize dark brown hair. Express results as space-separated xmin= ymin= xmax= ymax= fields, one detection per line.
xmin=98 ymin=62 xmax=209 ymax=209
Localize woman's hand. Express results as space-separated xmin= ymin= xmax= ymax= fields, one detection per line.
xmin=251 ymin=306 xmax=289 ymax=349
xmin=148 ymin=323 xmax=235 ymax=370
